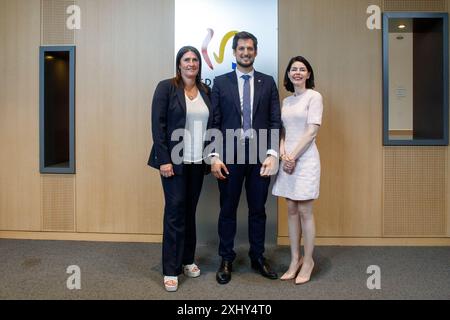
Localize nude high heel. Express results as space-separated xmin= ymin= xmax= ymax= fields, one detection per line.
xmin=280 ymin=256 xmax=304 ymax=281
xmin=295 ymin=260 xmax=314 ymax=284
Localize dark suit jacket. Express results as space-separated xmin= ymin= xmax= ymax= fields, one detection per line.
xmin=147 ymin=79 xmax=213 ymax=175
xmin=210 ymin=71 xmax=281 ymax=163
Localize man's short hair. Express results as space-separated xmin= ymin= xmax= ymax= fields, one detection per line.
xmin=232 ymin=31 xmax=258 ymax=51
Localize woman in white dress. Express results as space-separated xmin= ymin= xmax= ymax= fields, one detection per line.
xmin=272 ymin=56 xmax=323 ymax=284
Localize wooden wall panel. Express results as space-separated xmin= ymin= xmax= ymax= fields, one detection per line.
xmin=448 ymin=1 xmax=450 ymax=237
xmin=41 ymin=175 xmax=75 ymax=232
xmin=1 ymin=0 xmax=448 ymax=244
xmin=0 ymin=0 xmax=41 ymax=231
xmin=278 ymin=0 xmax=383 ymax=238
xmin=383 ymin=147 xmax=446 ymax=236
xmin=448 ymin=144 xmax=450 ymax=237
xmin=41 ymin=0 xmax=75 ymax=45
xmin=74 ymin=0 xmax=173 ymax=234
xmin=383 ymin=0 xmax=447 ymax=11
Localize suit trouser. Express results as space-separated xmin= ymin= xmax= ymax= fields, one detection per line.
xmin=217 ymin=161 xmax=270 ymax=262
xmin=161 ymin=163 xmax=205 ymax=276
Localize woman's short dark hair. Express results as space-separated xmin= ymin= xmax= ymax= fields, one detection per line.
xmin=232 ymin=31 xmax=258 ymax=51
xmin=284 ymin=56 xmax=315 ymax=92
xmin=173 ymin=46 xmax=208 ymax=92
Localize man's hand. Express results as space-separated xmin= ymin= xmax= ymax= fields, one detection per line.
xmin=160 ymin=163 xmax=174 ymax=178
xmin=260 ymin=155 xmax=279 ymax=177
xmin=211 ymin=157 xmax=229 ymax=180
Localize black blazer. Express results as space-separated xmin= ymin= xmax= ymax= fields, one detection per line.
xmin=147 ymin=79 xmax=213 ymax=175
xmin=211 ymin=71 xmax=281 ymax=163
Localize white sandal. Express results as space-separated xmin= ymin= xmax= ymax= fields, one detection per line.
xmin=163 ymin=276 xmax=178 ymax=292
xmin=183 ymin=263 xmax=201 ymax=278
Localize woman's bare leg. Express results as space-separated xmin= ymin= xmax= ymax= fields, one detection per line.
xmin=296 ymin=200 xmax=315 ymax=284
xmin=281 ymin=198 xmax=303 ymax=280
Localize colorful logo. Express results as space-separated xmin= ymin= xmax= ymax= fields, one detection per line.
xmin=201 ymin=29 xmax=238 ymax=70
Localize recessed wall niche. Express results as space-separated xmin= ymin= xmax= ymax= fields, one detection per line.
xmin=383 ymin=12 xmax=449 ymax=146
xmin=39 ymin=46 xmax=75 ymax=173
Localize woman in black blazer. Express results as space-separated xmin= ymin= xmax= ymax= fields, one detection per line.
xmin=148 ymin=46 xmax=213 ymax=292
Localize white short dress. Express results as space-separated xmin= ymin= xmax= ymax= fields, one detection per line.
xmin=272 ymin=89 xmax=323 ymax=201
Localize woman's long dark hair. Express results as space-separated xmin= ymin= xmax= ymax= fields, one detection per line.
xmin=284 ymin=56 xmax=315 ymax=92
xmin=173 ymin=46 xmax=208 ymax=92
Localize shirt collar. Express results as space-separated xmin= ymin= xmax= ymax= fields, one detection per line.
xmin=236 ymin=68 xmax=255 ymax=79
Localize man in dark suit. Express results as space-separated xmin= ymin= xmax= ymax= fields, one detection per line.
xmin=210 ymin=31 xmax=281 ymax=284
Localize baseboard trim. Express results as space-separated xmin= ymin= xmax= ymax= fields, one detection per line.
xmin=2 ymin=232 xmax=449 ymax=246
xmin=277 ymin=237 xmax=450 ymax=246
xmin=0 ymin=231 xmax=162 ymax=243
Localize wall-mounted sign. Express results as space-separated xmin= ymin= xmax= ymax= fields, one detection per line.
xmin=175 ymin=0 xmax=278 ymax=87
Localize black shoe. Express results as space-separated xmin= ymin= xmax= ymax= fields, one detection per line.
xmin=216 ymin=260 xmax=232 ymax=284
xmin=251 ymin=257 xmax=278 ymax=279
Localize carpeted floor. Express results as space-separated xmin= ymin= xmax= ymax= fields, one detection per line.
xmin=0 ymin=239 xmax=449 ymax=300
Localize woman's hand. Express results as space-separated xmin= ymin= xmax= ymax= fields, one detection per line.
xmin=160 ymin=164 xmax=175 ymax=178
xmin=282 ymin=155 xmax=296 ymax=175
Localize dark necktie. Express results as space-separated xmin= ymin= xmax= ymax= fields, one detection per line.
xmin=241 ymin=74 xmax=251 ymax=136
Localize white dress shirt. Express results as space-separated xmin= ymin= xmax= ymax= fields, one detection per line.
xmin=235 ymin=69 xmax=277 ymax=158
xmin=235 ymin=68 xmax=255 ymax=127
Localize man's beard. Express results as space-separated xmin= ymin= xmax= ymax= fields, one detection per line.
xmin=237 ymin=59 xmax=254 ymax=68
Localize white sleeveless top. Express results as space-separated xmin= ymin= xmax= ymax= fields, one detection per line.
xmin=183 ymin=93 xmax=209 ymax=162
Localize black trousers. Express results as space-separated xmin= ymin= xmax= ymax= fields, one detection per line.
xmin=217 ymin=141 xmax=271 ymax=262
xmin=161 ymin=162 xmax=205 ymax=276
